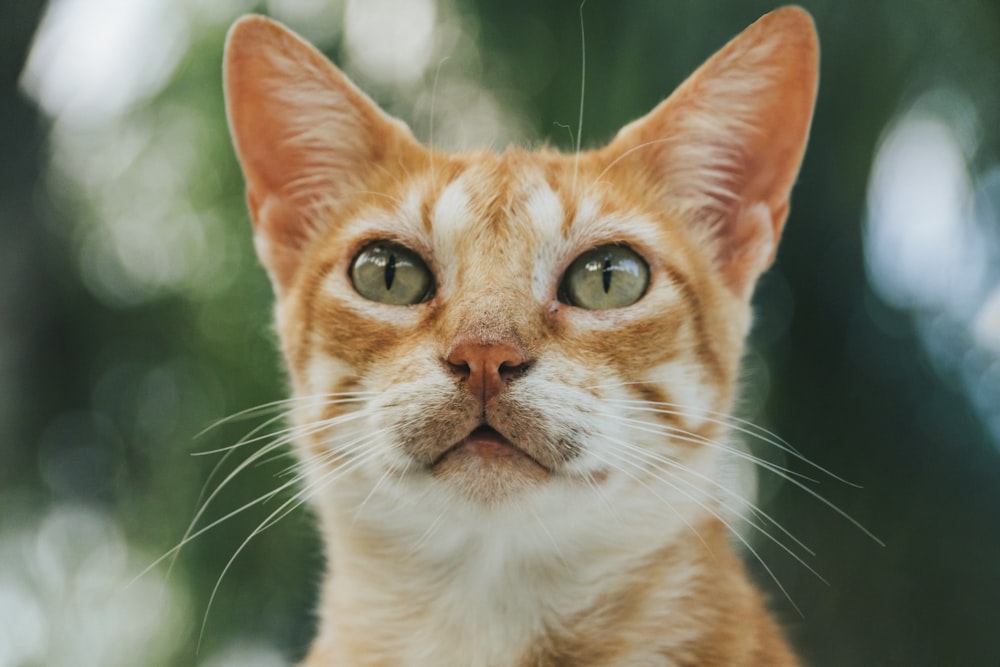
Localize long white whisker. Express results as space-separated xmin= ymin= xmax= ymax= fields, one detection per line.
xmin=609 ymin=435 xmax=814 ymax=557
xmin=591 ymin=137 xmax=676 ymax=185
xmin=131 ymin=449 xmax=311 ymax=587
xmin=254 ymin=428 xmax=394 ymax=535
xmin=604 ymin=412 xmax=884 ymax=546
xmin=353 ymin=465 xmax=395 ymax=524
xmin=589 ymin=381 xmax=800 ymax=449
xmin=577 ymin=467 xmax=621 ymax=522
xmin=585 ymin=448 xmax=710 ymax=554
xmin=194 ymin=412 xmax=297 ymax=459
xmin=528 ymin=507 xmax=565 ymax=561
xmin=199 ymin=437 xmax=388 ymax=647
xmin=605 ymin=395 xmax=859 ymax=487
xmin=195 ymin=392 xmax=377 ymax=438
xmin=571 ymin=0 xmax=587 ymax=196
xmin=599 ymin=444 xmax=805 ymax=615
xmin=179 ymin=410 xmax=371 ymax=556
xmin=194 ymin=397 xmax=372 ymax=456
xmin=609 ymin=437 xmax=822 ymax=576
xmin=194 ymin=398 xmax=301 ymax=438
xmin=598 ymin=410 xmax=815 ymax=484
xmin=429 ymin=56 xmax=449 ymax=183
xmin=600 ymin=391 xmax=800 ymax=453
xmin=153 ymin=410 xmax=374 ymax=589
xmin=409 ymin=510 xmax=447 ymax=555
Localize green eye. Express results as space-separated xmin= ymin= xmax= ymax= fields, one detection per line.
xmin=560 ymin=245 xmax=649 ymax=310
xmin=350 ymin=242 xmax=432 ymax=305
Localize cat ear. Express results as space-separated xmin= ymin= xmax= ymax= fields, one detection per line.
xmin=224 ymin=15 xmax=422 ymax=291
xmin=603 ymin=7 xmax=818 ymax=299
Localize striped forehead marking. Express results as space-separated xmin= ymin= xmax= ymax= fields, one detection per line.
xmin=523 ymin=180 xmax=565 ymax=241
xmin=431 ymin=175 xmax=474 ymax=245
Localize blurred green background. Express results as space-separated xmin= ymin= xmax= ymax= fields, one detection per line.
xmin=3 ymin=0 xmax=1000 ymax=665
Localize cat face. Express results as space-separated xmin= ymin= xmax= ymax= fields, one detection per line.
xmin=224 ymin=11 xmax=817 ymax=514
xmin=278 ymin=151 xmax=743 ymax=507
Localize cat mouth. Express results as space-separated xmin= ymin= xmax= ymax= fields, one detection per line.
xmin=430 ymin=424 xmax=551 ymax=486
xmin=432 ymin=425 xmax=547 ymax=469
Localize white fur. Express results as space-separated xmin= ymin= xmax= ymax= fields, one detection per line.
xmin=525 ymin=180 xmax=567 ymax=303
xmin=431 ymin=177 xmax=474 ymax=253
xmin=646 ymin=359 xmax=717 ymax=432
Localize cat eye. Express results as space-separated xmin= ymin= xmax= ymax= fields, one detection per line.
xmin=350 ymin=242 xmax=433 ymax=305
xmin=560 ymin=245 xmax=649 ymax=310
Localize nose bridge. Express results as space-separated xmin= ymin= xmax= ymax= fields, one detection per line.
xmin=441 ymin=285 xmax=537 ymax=405
xmin=438 ymin=162 xmax=538 ymax=348
xmin=443 ymin=282 xmax=529 ymax=347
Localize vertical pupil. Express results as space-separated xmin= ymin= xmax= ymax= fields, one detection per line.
xmin=385 ymin=251 xmax=397 ymax=290
xmin=602 ymin=255 xmax=613 ymax=293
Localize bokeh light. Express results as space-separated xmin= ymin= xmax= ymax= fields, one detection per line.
xmin=0 ymin=506 xmax=188 ymax=667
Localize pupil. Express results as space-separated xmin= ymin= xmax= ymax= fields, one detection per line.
xmin=385 ymin=252 xmax=396 ymax=290
xmin=602 ymin=255 xmax=613 ymax=293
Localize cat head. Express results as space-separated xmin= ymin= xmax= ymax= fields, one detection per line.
xmin=223 ymin=9 xmax=817 ymax=516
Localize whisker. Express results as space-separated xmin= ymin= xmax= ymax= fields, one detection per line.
xmin=180 ymin=410 xmax=372 ymax=555
xmin=194 ymin=397 xmax=372 ymax=456
xmin=409 ymin=510 xmax=447 ymax=555
xmin=195 ymin=391 xmax=377 ymax=438
xmin=609 ymin=435 xmax=814 ymax=557
xmin=571 ymin=0 xmax=587 ymax=196
xmin=597 ymin=410 xmax=816 ymax=484
xmin=605 ymin=395 xmax=859 ymax=487
xmin=255 ymin=447 xmax=299 ymax=470
xmin=609 ymin=436 xmax=822 ymax=574
xmin=199 ymin=437 xmax=388 ymax=647
xmin=595 ymin=387 xmax=800 ymax=453
xmin=529 ymin=507 xmax=566 ymax=562
xmin=254 ymin=428 xmax=394 ymax=534
xmin=604 ymin=412 xmax=884 ymax=546
xmin=429 ymin=56 xmax=449 ymax=183
xmin=585 ymin=448 xmax=711 ymax=554
xmin=193 ymin=410 xmax=296 ymax=457
xmin=152 ymin=410 xmax=375 ymax=589
xmin=598 ymin=443 xmax=805 ymax=615
xmin=577 ymin=466 xmax=621 ymax=522
xmin=589 ymin=380 xmax=798 ymax=449
xmin=590 ymin=137 xmax=677 ymax=186
xmin=353 ymin=465 xmax=396 ymax=524
xmin=131 ymin=449 xmax=310 ymax=587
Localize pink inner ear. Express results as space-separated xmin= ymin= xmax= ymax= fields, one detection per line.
xmin=249 ymin=192 xmax=314 ymax=289
xmin=601 ymin=7 xmax=818 ymax=298
xmin=722 ymin=203 xmax=779 ymax=298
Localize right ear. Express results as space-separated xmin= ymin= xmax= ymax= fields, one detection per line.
xmin=224 ymin=15 xmax=422 ymax=291
xmin=600 ymin=7 xmax=818 ymax=300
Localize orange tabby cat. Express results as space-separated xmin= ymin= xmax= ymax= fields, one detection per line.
xmin=224 ymin=6 xmax=818 ymax=666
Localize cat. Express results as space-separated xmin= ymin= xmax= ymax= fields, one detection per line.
xmin=223 ymin=6 xmax=818 ymax=666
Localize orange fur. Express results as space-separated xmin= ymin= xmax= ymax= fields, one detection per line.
xmin=225 ymin=7 xmax=818 ymax=666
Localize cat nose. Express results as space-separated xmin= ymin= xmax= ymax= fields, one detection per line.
xmin=445 ymin=339 xmax=532 ymax=404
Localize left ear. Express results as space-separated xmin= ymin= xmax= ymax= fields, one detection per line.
xmin=603 ymin=6 xmax=819 ymax=299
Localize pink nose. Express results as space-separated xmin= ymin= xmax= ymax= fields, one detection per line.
xmin=446 ymin=340 xmax=531 ymax=404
